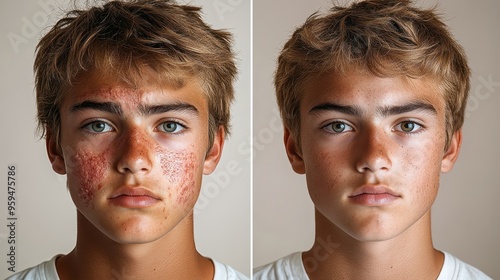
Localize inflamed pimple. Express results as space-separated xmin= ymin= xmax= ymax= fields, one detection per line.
xmin=70 ymin=149 xmax=108 ymax=207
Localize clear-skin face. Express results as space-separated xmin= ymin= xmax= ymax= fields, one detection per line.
xmin=285 ymin=67 xmax=461 ymax=242
xmin=47 ymin=70 xmax=223 ymax=245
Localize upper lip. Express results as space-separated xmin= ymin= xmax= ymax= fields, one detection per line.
xmin=109 ymin=186 xmax=161 ymax=200
xmin=349 ymin=185 xmax=401 ymax=197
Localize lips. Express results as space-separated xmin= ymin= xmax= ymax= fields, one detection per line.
xmin=109 ymin=186 xmax=161 ymax=208
xmin=348 ymin=185 xmax=401 ymax=206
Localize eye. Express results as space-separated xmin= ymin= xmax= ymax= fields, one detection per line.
xmin=395 ymin=121 xmax=423 ymax=133
xmin=83 ymin=121 xmax=113 ymax=133
xmin=323 ymin=121 xmax=354 ymax=133
xmin=157 ymin=121 xmax=185 ymax=134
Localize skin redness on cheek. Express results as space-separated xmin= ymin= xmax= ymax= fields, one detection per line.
xmin=68 ymin=149 xmax=109 ymax=207
xmin=155 ymin=145 xmax=197 ymax=205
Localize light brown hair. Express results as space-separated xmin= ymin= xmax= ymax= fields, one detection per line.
xmin=275 ymin=0 xmax=470 ymax=149
xmin=35 ymin=0 xmax=237 ymax=148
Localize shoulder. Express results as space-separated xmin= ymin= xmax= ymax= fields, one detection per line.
xmin=5 ymin=255 xmax=61 ymax=280
xmin=437 ymin=251 xmax=492 ymax=280
xmin=253 ymin=252 xmax=309 ymax=280
xmin=212 ymin=259 xmax=249 ymax=280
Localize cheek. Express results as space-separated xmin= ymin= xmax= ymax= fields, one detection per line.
xmin=305 ymin=147 xmax=348 ymax=199
xmin=155 ymin=145 xmax=198 ymax=205
xmin=403 ymin=140 xmax=442 ymax=176
xmin=67 ymin=149 xmax=109 ymax=207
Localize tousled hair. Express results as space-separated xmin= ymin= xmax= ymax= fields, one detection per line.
xmin=275 ymin=0 xmax=470 ymax=150
xmin=35 ymin=0 xmax=237 ymax=148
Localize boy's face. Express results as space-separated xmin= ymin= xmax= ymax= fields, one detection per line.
xmin=285 ymin=67 xmax=461 ymax=242
xmin=47 ymin=70 xmax=222 ymax=244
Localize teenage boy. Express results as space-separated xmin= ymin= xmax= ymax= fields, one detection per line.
xmin=254 ymin=0 xmax=492 ymax=279
xmin=8 ymin=0 xmax=247 ymax=279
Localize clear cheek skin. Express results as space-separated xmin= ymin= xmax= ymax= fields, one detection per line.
xmin=155 ymin=144 xmax=197 ymax=206
xmin=67 ymin=149 xmax=109 ymax=208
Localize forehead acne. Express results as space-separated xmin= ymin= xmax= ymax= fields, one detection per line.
xmin=78 ymin=87 xmax=143 ymax=106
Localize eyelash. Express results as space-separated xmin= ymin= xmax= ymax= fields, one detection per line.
xmin=155 ymin=120 xmax=187 ymax=134
xmin=322 ymin=121 xmax=354 ymax=134
xmin=82 ymin=119 xmax=114 ymax=134
xmin=394 ymin=120 xmax=425 ymax=135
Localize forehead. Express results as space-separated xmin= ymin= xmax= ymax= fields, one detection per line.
xmin=64 ymin=70 xmax=206 ymax=108
xmin=300 ymin=68 xmax=445 ymax=112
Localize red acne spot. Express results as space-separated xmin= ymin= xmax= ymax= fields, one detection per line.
xmin=155 ymin=145 xmax=197 ymax=206
xmin=71 ymin=150 xmax=108 ymax=207
xmin=78 ymin=87 xmax=142 ymax=110
xmin=176 ymin=159 xmax=196 ymax=205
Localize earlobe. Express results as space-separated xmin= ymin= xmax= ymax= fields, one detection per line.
xmin=46 ymin=129 xmax=67 ymax=175
xmin=284 ymin=127 xmax=305 ymax=174
xmin=441 ymin=129 xmax=462 ymax=173
xmin=203 ymin=126 xmax=225 ymax=175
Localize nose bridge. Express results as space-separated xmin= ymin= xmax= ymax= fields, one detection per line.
xmin=117 ymin=126 xmax=154 ymax=174
xmin=356 ymin=126 xmax=392 ymax=173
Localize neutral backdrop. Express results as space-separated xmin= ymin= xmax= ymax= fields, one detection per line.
xmin=0 ymin=0 xmax=250 ymax=277
xmin=253 ymin=0 xmax=500 ymax=278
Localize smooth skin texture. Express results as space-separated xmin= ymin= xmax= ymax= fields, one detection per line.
xmin=46 ymin=70 xmax=224 ymax=280
xmin=284 ymin=67 xmax=461 ymax=279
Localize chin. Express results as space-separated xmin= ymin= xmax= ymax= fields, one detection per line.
xmin=85 ymin=213 xmax=176 ymax=245
xmin=336 ymin=213 xmax=406 ymax=243
xmin=103 ymin=223 xmax=171 ymax=245
xmin=350 ymin=220 xmax=415 ymax=244
xmin=347 ymin=228 xmax=402 ymax=243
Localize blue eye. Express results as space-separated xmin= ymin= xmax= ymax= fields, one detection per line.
xmin=158 ymin=121 xmax=185 ymax=133
xmin=84 ymin=121 xmax=113 ymax=133
xmin=323 ymin=121 xmax=354 ymax=133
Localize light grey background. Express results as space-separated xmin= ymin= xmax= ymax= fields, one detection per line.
xmin=0 ymin=0 xmax=250 ymax=277
xmin=253 ymin=0 xmax=500 ymax=278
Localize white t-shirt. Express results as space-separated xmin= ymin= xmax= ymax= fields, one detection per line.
xmin=254 ymin=251 xmax=492 ymax=280
xmin=6 ymin=255 xmax=249 ymax=280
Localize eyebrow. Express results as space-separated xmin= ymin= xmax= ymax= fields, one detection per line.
xmin=70 ymin=101 xmax=199 ymax=116
xmin=71 ymin=101 xmax=122 ymax=115
xmin=309 ymin=101 xmax=437 ymax=117
xmin=138 ymin=103 xmax=199 ymax=116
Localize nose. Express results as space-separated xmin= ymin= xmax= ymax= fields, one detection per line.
xmin=116 ymin=128 xmax=154 ymax=175
xmin=355 ymin=127 xmax=392 ymax=173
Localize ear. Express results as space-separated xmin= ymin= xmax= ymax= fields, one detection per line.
xmin=46 ymin=129 xmax=67 ymax=175
xmin=284 ymin=127 xmax=305 ymax=174
xmin=203 ymin=126 xmax=225 ymax=175
xmin=441 ymin=129 xmax=462 ymax=173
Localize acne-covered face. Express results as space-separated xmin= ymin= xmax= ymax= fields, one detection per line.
xmin=50 ymin=70 xmax=219 ymax=244
xmin=287 ymin=68 xmax=460 ymax=242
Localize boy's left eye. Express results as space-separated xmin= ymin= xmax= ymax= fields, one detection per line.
xmin=157 ymin=121 xmax=185 ymax=133
xmin=395 ymin=121 xmax=422 ymax=133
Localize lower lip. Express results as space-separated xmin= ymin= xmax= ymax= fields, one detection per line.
xmin=109 ymin=196 xmax=159 ymax=208
xmin=349 ymin=194 xmax=400 ymax=206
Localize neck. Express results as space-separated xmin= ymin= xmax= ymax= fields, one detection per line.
xmin=56 ymin=211 xmax=213 ymax=280
xmin=303 ymin=209 xmax=444 ymax=280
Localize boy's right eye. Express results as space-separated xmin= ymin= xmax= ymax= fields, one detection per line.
xmin=323 ymin=121 xmax=354 ymax=133
xmin=83 ymin=121 xmax=113 ymax=133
